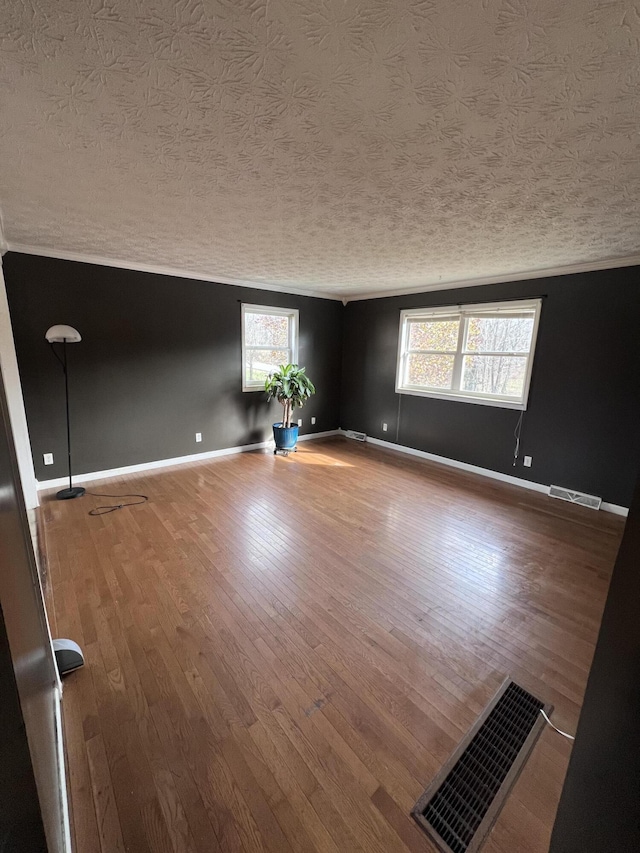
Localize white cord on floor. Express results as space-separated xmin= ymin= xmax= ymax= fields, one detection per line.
xmin=540 ymin=709 xmax=575 ymax=741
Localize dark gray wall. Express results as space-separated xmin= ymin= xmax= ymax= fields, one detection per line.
xmin=341 ymin=268 xmax=640 ymax=507
xmin=5 ymin=253 xmax=640 ymax=507
xmin=550 ymin=469 xmax=640 ymax=852
xmin=4 ymin=253 xmax=343 ymax=481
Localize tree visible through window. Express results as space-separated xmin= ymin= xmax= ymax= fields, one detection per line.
xmin=242 ymin=305 xmax=299 ymax=391
xmin=397 ymin=300 xmax=541 ymax=409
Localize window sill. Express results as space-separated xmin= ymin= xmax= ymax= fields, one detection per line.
xmin=396 ymin=386 xmax=527 ymax=411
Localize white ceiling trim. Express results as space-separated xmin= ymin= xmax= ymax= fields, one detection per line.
xmin=344 ymin=255 xmax=640 ymax=302
xmin=6 ymin=243 xmax=639 ymax=304
xmin=4 ymin=243 xmax=343 ymax=302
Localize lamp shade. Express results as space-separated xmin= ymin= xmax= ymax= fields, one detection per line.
xmin=45 ymin=325 xmax=81 ymax=343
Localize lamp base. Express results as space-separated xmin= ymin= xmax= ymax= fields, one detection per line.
xmin=56 ymin=486 xmax=85 ymax=500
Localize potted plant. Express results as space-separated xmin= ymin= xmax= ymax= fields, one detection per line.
xmin=264 ymin=364 xmax=316 ymax=453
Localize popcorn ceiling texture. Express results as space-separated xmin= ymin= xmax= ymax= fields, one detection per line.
xmin=1 ymin=0 xmax=639 ymax=297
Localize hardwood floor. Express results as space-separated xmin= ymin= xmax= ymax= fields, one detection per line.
xmin=40 ymin=437 xmax=624 ymax=853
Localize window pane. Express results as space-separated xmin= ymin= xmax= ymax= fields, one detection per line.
xmin=245 ymin=313 xmax=289 ymax=347
xmin=245 ymin=349 xmax=290 ymax=383
xmin=461 ymin=355 xmax=527 ymax=397
xmin=465 ymin=316 xmax=534 ymax=353
xmin=406 ymin=354 xmax=455 ymax=389
xmin=408 ymin=318 xmax=459 ymax=352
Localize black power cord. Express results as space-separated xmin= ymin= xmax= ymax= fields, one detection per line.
xmin=512 ymin=410 xmax=524 ymax=467
xmin=86 ymin=492 xmax=149 ymax=516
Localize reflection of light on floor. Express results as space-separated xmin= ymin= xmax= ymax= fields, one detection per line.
xmin=245 ymin=498 xmax=294 ymax=550
xmin=380 ymin=499 xmax=509 ymax=593
xmin=275 ymin=448 xmax=353 ymax=467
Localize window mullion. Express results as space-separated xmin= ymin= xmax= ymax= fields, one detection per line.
xmin=461 ymin=351 xmax=528 ymax=358
xmin=401 ymin=318 xmax=411 ymax=388
xmin=246 ymin=345 xmax=278 ymax=351
xmin=451 ymin=318 xmax=466 ymax=392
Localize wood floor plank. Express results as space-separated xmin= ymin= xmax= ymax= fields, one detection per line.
xmin=85 ymin=733 xmax=125 ymax=853
xmin=247 ymin=717 xmax=342 ymax=853
xmin=40 ymin=438 xmax=623 ymax=853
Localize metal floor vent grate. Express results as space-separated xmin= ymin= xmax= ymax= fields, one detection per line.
xmin=548 ymin=485 xmax=601 ymax=510
xmin=412 ymin=679 xmax=551 ymax=853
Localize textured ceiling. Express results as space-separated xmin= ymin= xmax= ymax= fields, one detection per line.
xmin=1 ymin=1 xmax=639 ymax=298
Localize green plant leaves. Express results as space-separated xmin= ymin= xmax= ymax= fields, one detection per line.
xmin=264 ymin=363 xmax=316 ymax=409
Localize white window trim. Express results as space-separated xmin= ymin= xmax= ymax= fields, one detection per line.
xmin=241 ymin=304 xmax=299 ymax=392
xmin=395 ymin=299 xmax=542 ymax=410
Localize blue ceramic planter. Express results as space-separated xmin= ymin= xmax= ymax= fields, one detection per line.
xmin=273 ymin=423 xmax=298 ymax=450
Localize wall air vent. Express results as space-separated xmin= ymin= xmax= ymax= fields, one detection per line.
xmin=548 ymin=485 xmax=602 ymax=510
xmin=345 ymin=430 xmax=367 ymax=442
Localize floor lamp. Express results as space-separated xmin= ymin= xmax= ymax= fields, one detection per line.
xmin=45 ymin=325 xmax=85 ymax=500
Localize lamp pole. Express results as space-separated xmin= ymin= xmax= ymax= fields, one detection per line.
xmin=45 ymin=325 xmax=85 ymax=500
xmin=63 ymin=339 xmax=72 ymax=492
xmin=57 ymin=336 xmax=84 ymax=500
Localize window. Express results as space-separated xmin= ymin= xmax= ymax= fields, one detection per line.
xmin=396 ymin=299 xmax=541 ymax=409
xmin=242 ymin=304 xmax=299 ymax=391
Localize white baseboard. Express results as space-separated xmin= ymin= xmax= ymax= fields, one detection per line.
xmin=37 ymin=429 xmax=629 ymax=518
xmin=54 ymin=686 xmax=73 ymax=853
xmin=36 ymin=430 xmax=340 ymax=490
xmin=347 ymin=433 xmax=629 ymax=517
xmin=600 ymin=501 xmax=629 ymax=517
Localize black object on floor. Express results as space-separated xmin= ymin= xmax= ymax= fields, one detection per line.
xmin=52 ymin=638 xmax=84 ymax=676
xmin=56 ymin=486 xmax=85 ymax=500
xmin=87 ymin=492 xmax=148 ymax=515
xmin=412 ymin=679 xmax=551 ymax=853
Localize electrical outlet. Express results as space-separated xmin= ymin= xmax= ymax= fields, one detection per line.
xmin=43 ymin=452 xmax=54 ymax=466
xmin=297 ymin=419 xmax=303 ymax=427
xmin=311 ymin=416 xmax=316 ymax=425
xmin=382 ymin=423 xmax=388 ymax=432
xmin=195 ymin=432 xmax=202 ymax=443
xmin=523 ymin=455 xmax=532 ymax=467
